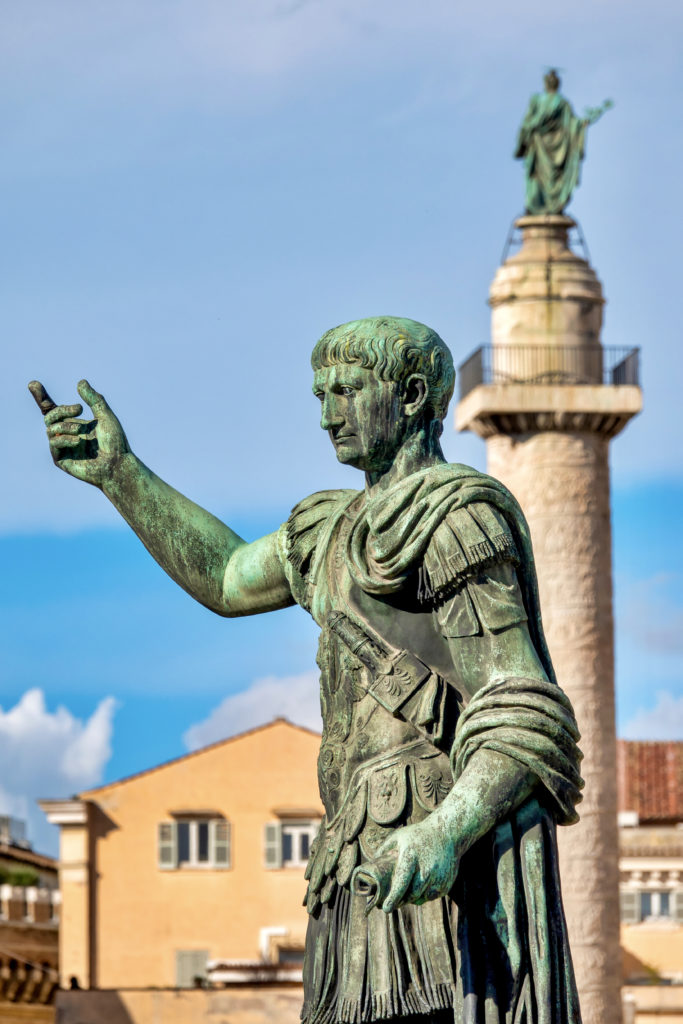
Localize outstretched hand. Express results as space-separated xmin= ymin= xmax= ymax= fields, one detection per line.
xmin=363 ymin=812 xmax=460 ymax=914
xmin=28 ymin=379 xmax=131 ymax=488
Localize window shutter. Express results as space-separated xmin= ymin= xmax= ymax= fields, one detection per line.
xmin=212 ymin=820 xmax=231 ymax=869
xmin=264 ymin=822 xmax=282 ymax=869
xmin=673 ymin=891 xmax=683 ymax=924
xmin=620 ymin=890 xmax=640 ymax=924
xmin=175 ymin=949 xmax=208 ymax=988
xmin=158 ymin=822 xmax=177 ymax=869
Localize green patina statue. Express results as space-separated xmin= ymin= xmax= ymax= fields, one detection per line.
xmin=30 ymin=316 xmax=583 ymax=1024
xmin=515 ymin=69 xmax=612 ymax=215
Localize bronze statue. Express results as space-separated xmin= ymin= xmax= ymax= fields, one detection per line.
xmin=30 ymin=316 xmax=583 ymax=1023
xmin=515 ymin=69 xmax=612 ymax=215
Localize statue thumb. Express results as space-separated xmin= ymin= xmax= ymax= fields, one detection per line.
xmin=77 ymin=379 xmax=108 ymax=415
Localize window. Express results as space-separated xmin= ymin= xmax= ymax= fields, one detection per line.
xmin=640 ymin=891 xmax=671 ymax=920
xmin=158 ymin=820 xmax=231 ymax=870
xmin=620 ymin=889 xmax=683 ymax=923
xmin=277 ymin=947 xmax=305 ymax=965
xmin=263 ymin=820 xmax=319 ymax=869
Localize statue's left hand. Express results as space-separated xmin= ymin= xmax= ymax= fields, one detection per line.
xmin=372 ymin=815 xmax=459 ymax=913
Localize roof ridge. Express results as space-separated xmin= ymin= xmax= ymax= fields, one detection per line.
xmin=78 ymin=717 xmax=321 ymax=797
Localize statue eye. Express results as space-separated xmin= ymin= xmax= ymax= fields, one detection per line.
xmin=340 ymin=386 xmax=355 ymax=397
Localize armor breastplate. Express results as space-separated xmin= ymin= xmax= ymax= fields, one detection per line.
xmin=309 ymin=495 xmax=460 ymax=823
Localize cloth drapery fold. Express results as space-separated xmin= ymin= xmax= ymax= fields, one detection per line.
xmin=452 ymin=677 xmax=583 ymax=825
xmin=345 ymin=463 xmax=556 ymax=686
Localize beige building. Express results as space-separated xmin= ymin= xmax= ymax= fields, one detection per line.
xmin=41 ymin=718 xmax=322 ymax=992
xmin=618 ymin=740 xmax=683 ymax=1013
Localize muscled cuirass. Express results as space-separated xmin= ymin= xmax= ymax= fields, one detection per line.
xmin=312 ymin=494 xmax=459 ymax=813
xmin=302 ymin=493 xmax=459 ymax=909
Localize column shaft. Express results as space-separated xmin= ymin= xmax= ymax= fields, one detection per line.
xmin=487 ymin=430 xmax=621 ymax=1023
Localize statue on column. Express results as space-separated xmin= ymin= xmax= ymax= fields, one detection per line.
xmin=30 ymin=316 xmax=584 ymax=1023
xmin=515 ymin=69 xmax=612 ymax=214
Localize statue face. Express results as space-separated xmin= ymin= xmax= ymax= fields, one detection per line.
xmin=313 ymin=363 xmax=406 ymax=473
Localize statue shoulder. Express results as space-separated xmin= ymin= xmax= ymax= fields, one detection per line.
xmin=422 ymin=498 xmax=519 ymax=601
xmin=281 ymin=488 xmax=359 ymax=581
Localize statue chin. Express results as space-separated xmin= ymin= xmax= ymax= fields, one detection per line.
xmin=333 ymin=444 xmax=362 ymax=467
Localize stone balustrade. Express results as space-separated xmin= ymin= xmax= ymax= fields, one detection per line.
xmin=0 ymin=885 xmax=60 ymax=924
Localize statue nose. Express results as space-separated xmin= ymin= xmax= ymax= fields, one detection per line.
xmin=320 ymin=396 xmax=343 ymax=431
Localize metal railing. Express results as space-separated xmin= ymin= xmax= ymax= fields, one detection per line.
xmin=458 ymin=345 xmax=640 ymax=401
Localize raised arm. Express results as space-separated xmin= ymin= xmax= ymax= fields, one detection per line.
xmin=29 ymin=379 xmax=294 ymax=617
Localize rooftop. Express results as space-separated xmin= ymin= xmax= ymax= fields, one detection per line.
xmin=618 ymin=741 xmax=683 ymax=825
xmin=78 ymin=717 xmax=321 ymax=798
xmin=0 ymin=842 xmax=57 ymax=873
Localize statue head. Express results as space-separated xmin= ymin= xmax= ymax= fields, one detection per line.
xmin=311 ymin=316 xmax=455 ymax=472
xmin=312 ymin=316 xmax=454 ymax=431
xmin=543 ymin=69 xmax=561 ymax=93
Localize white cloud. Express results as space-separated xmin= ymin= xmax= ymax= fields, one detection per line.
xmin=0 ymin=689 xmax=117 ymax=855
xmin=183 ymin=671 xmax=321 ymax=751
xmin=621 ymin=692 xmax=683 ymax=741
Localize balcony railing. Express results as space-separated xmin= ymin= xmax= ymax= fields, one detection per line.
xmin=0 ymin=884 xmax=60 ymax=924
xmin=458 ymin=345 xmax=640 ymax=401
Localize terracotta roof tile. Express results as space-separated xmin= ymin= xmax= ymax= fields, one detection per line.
xmin=617 ymin=740 xmax=683 ymax=823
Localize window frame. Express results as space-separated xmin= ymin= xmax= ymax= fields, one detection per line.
xmin=157 ymin=818 xmax=231 ymax=871
xmin=620 ymin=886 xmax=683 ymax=924
xmin=263 ymin=818 xmax=319 ymax=870
xmin=639 ymin=889 xmax=672 ymax=921
xmin=281 ymin=821 xmax=316 ymax=868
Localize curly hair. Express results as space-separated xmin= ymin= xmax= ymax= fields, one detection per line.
xmin=311 ymin=316 xmax=455 ymax=429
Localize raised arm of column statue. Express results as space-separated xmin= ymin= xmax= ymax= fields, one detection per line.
xmin=28 ymin=380 xmax=293 ymax=617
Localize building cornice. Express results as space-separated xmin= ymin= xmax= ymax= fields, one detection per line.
xmin=38 ymin=799 xmax=88 ymax=827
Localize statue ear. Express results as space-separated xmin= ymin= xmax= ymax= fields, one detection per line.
xmin=403 ymin=374 xmax=429 ymax=418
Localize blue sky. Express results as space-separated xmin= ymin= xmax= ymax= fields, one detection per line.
xmin=2 ymin=0 xmax=682 ymax=854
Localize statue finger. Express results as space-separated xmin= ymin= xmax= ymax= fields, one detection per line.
xmin=44 ymin=404 xmax=84 ymax=427
xmin=47 ymin=420 xmax=90 ymax=438
xmin=28 ymin=381 xmax=57 ymax=416
xmin=77 ymin=379 xmax=110 ymax=415
xmin=49 ymin=434 xmax=84 ymax=453
xmin=382 ymin=856 xmax=416 ymax=913
xmin=410 ymin=872 xmax=440 ymax=906
xmin=375 ymin=836 xmax=398 ymax=860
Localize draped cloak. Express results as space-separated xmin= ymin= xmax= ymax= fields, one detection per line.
xmin=514 ymin=90 xmax=587 ymax=215
xmin=279 ymin=463 xmax=584 ymax=1024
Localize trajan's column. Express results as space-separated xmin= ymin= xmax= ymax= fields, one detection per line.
xmin=456 ymin=72 xmax=642 ymax=1024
